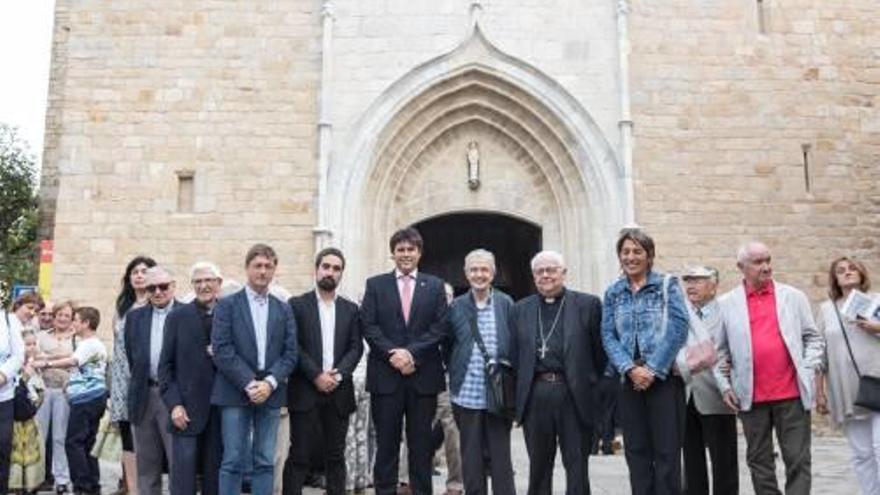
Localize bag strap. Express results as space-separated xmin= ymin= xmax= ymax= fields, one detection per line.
xmin=831 ymin=300 xmax=862 ymax=377
xmin=660 ymin=274 xmax=671 ymax=335
xmin=466 ymin=298 xmax=492 ymax=364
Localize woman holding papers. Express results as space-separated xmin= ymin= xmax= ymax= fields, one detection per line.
xmin=816 ymin=256 xmax=880 ymax=495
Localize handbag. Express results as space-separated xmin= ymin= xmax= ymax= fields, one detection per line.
xmin=832 ymin=302 xmax=880 ymax=412
xmin=468 ymin=314 xmax=516 ymax=419
xmin=4 ymin=312 xmax=37 ymax=420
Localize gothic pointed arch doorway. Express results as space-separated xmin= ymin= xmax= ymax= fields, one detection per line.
xmin=413 ymin=212 xmax=541 ymax=301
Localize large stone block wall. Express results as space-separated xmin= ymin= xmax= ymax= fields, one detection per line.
xmin=40 ymin=0 xmax=322 ymax=335
xmin=629 ymin=0 xmax=880 ymax=300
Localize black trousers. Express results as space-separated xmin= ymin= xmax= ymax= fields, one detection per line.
xmin=452 ymin=404 xmax=516 ymax=495
xmin=619 ymin=375 xmax=685 ymax=495
xmin=170 ymin=407 xmax=222 ymax=495
xmin=522 ymin=380 xmax=591 ymax=495
xmin=65 ymin=396 xmax=106 ymax=494
xmin=372 ymin=386 xmax=437 ymax=495
xmin=0 ymin=399 xmax=13 ymax=494
xmin=683 ymin=398 xmax=739 ymax=495
xmin=739 ymin=399 xmax=811 ymax=495
xmin=283 ymin=394 xmax=350 ymax=495
xmin=592 ymin=375 xmax=619 ymax=453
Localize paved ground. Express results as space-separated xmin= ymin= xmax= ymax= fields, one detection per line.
xmin=82 ymin=429 xmax=856 ymax=494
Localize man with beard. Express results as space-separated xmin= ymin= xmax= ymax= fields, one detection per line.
xmin=159 ymin=262 xmax=224 ymax=495
xmin=283 ymin=248 xmax=363 ymax=495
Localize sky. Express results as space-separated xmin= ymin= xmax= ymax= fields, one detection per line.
xmin=0 ymin=1 xmax=56 ymax=167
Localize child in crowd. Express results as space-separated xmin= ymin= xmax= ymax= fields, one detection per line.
xmin=9 ymin=330 xmax=45 ymax=495
xmin=35 ymin=307 xmax=107 ymax=495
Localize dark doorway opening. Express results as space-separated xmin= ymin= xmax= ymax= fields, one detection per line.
xmin=413 ymin=212 xmax=542 ymax=301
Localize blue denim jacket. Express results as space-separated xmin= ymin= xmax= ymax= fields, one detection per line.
xmin=601 ymin=271 xmax=689 ymax=380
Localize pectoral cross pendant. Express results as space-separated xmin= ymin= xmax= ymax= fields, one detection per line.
xmin=539 ymin=344 xmax=547 ymax=359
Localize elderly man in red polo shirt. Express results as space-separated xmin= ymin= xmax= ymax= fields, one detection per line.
xmin=715 ymin=241 xmax=824 ymax=495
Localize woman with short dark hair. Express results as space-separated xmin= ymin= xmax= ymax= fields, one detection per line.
xmin=601 ymin=227 xmax=690 ymax=495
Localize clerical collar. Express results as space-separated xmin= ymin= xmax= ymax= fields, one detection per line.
xmin=195 ymin=299 xmax=215 ymax=315
xmin=540 ymin=287 xmax=566 ymax=305
xmin=153 ymin=302 xmax=173 ymax=315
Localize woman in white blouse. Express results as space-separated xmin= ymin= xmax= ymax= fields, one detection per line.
xmin=0 ymin=305 xmax=26 ymax=493
xmin=816 ymin=256 xmax=880 ymax=495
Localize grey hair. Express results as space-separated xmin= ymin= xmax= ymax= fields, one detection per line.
xmin=189 ymin=261 xmax=223 ymax=280
xmin=530 ymin=250 xmax=565 ymax=271
xmin=145 ymin=265 xmax=174 ymax=281
xmin=463 ymin=249 xmax=496 ymax=273
xmin=736 ymin=241 xmax=769 ymax=265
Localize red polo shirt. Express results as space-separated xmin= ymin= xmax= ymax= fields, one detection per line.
xmin=746 ymin=280 xmax=800 ymax=403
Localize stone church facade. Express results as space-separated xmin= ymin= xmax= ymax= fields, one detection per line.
xmin=40 ymin=1 xmax=878 ymax=320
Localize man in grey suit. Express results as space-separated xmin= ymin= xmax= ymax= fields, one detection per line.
xmin=715 ymin=242 xmax=824 ymax=495
xmin=211 ymin=244 xmax=298 ymax=495
xmin=678 ymin=266 xmax=737 ymax=495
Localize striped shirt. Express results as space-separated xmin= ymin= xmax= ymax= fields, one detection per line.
xmin=452 ymin=296 xmax=497 ymax=410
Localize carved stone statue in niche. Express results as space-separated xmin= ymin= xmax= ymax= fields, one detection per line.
xmin=467 ymin=141 xmax=481 ymax=190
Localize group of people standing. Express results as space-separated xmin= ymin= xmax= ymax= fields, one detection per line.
xmin=0 ymin=225 xmax=878 ymax=495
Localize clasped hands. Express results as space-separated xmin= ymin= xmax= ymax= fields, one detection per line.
xmin=314 ymin=369 xmax=341 ymax=393
xmin=627 ymin=365 xmax=655 ymax=392
xmin=389 ymin=348 xmax=415 ymax=376
xmin=245 ymin=379 xmax=273 ymax=405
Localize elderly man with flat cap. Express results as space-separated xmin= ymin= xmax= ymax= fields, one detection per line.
xmin=677 ymin=266 xmax=738 ymax=495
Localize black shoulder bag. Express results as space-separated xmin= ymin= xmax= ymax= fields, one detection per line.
xmin=832 ymin=302 xmax=880 ymax=412
xmin=468 ymin=314 xmax=516 ymax=419
xmin=4 ymin=312 xmax=37 ymax=421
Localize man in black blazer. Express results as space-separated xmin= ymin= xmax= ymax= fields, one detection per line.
xmin=510 ymin=250 xmax=606 ymax=495
xmin=362 ymin=227 xmax=448 ymax=495
xmin=125 ymin=265 xmax=178 ymax=495
xmin=282 ymin=247 xmax=363 ymax=495
xmin=159 ymin=262 xmax=224 ymax=495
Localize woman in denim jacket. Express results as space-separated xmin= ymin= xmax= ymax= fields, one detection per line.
xmin=601 ymin=228 xmax=689 ymax=495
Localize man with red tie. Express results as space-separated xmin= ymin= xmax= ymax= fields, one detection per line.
xmin=362 ymin=227 xmax=449 ymax=495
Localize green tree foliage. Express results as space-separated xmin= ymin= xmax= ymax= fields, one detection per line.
xmin=0 ymin=124 xmax=40 ymax=305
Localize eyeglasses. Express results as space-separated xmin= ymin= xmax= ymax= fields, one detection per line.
xmin=192 ymin=277 xmax=220 ymax=286
xmin=533 ymin=266 xmax=562 ymax=276
xmin=145 ymin=283 xmax=172 ymax=293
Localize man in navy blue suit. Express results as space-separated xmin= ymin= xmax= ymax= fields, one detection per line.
xmin=211 ymin=244 xmax=298 ymax=495
xmin=362 ymin=227 xmax=449 ymax=495
xmin=159 ymin=261 xmax=224 ymax=495
xmin=125 ymin=266 xmax=178 ymax=495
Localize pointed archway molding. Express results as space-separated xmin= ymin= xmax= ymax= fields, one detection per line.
xmin=328 ymin=23 xmax=628 ymax=294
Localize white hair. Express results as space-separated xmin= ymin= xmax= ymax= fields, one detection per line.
xmin=145 ymin=265 xmax=174 ymax=281
xmin=530 ymin=250 xmax=565 ymax=271
xmin=463 ymin=249 xmax=496 ymax=273
xmin=189 ymin=261 xmax=223 ymax=280
xmin=736 ymin=241 xmax=769 ymax=265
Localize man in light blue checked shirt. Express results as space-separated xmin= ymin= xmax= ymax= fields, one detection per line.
xmin=446 ymin=249 xmax=517 ymax=495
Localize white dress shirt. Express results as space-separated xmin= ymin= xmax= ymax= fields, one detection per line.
xmin=149 ymin=302 xmax=173 ymax=380
xmin=316 ymin=289 xmax=337 ymax=371
xmin=245 ymin=285 xmax=270 ymax=371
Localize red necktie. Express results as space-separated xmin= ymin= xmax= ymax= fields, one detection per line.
xmin=401 ymin=275 xmax=413 ymax=324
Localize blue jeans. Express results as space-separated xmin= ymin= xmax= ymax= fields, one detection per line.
xmin=219 ymin=405 xmax=281 ymax=495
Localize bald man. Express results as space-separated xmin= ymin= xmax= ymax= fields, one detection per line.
xmin=714 ymin=242 xmax=823 ymax=495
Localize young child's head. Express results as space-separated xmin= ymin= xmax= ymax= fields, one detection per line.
xmin=22 ymin=330 xmax=37 ymax=359
xmin=73 ymin=307 xmax=101 ymax=336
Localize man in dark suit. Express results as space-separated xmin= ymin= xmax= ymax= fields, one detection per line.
xmin=510 ymin=250 xmax=606 ymax=495
xmin=211 ymin=244 xmax=298 ymax=495
xmin=362 ymin=227 xmax=448 ymax=495
xmin=125 ymin=265 xmax=178 ymax=495
xmin=282 ymin=247 xmax=363 ymax=495
xmin=159 ymin=261 xmax=224 ymax=495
